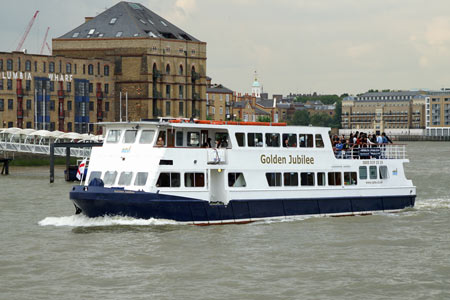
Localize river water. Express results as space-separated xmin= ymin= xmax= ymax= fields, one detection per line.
xmin=0 ymin=142 xmax=449 ymax=300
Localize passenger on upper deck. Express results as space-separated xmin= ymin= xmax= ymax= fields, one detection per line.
xmin=156 ymin=137 xmax=164 ymax=147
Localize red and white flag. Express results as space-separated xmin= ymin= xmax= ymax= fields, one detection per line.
xmin=76 ymin=158 xmax=87 ymax=180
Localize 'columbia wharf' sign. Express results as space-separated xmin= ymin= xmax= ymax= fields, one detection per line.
xmin=260 ymin=154 xmax=315 ymax=165
xmin=1 ymin=71 xmax=74 ymax=82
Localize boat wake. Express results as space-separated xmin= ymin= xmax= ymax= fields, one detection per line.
xmin=415 ymin=197 xmax=450 ymax=210
xmin=38 ymin=214 xmax=178 ymax=227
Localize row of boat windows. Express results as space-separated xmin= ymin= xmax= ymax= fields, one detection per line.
xmin=106 ymin=129 xmax=155 ymax=144
xmin=266 ymin=165 xmax=389 ymax=187
xmin=90 ymin=171 xmax=149 ymax=186
xmin=235 ymin=133 xmax=324 ymax=148
xmin=156 ymin=172 xmax=246 ymax=188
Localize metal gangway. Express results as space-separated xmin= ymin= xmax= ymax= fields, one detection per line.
xmin=0 ymin=127 xmax=103 ymax=158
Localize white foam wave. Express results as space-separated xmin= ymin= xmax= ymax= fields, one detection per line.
xmin=415 ymin=197 xmax=450 ymax=210
xmin=38 ymin=215 xmax=178 ymax=227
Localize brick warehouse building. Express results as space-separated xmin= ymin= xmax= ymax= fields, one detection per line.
xmin=52 ymin=1 xmax=207 ymax=121
xmin=0 ymin=51 xmax=114 ymax=133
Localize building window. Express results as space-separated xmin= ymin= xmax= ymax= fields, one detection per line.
xmin=7 ymin=80 xmax=12 ymax=90
xmin=179 ymin=85 xmax=183 ymax=99
xmin=0 ymin=99 xmax=3 ymax=111
xmin=67 ymin=82 xmax=71 ymax=92
xmin=49 ymin=62 xmax=55 ymax=72
xmin=109 ymin=17 xmax=117 ymax=24
xmin=49 ymin=81 xmax=54 ymax=92
xmin=89 ymin=101 xmax=94 ymax=111
xmin=104 ymin=83 xmax=109 ymax=94
xmin=105 ymin=102 xmax=109 ymax=111
xmin=0 ymin=80 xmax=3 ymax=90
xmin=179 ymin=64 xmax=183 ymax=75
xmin=8 ymin=99 xmax=13 ymax=110
xmin=83 ymin=64 xmax=86 ymax=74
xmin=26 ymin=99 xmax=32 ymax=110
xmin=67 ymin=122 xmax=72 ymax=131
xmin=104 ymin=65 xmax=109 ymax=76
xmin=50 ymin=100 xmax=55 ymax=111
xmin=0 ymin=59 xmax=3 ymax=70
xmin=165 ymin=101 xmax=171 ymax=116
xmin=67 ymin=101 xmax=72 ymax=111
xmin=66 ymin=63 xmax=72 ymax=73
xmin=26 ymin=80 xmax=31 ymax=91
xmin=88 ymin=64 xmax=93 ymax=75
xmin=25 ymin=60 xmax=31 ymax=71
xmin=89 ymin=83 xmax=93 ymax=93
xmin=34 ymin=61 xmax=37 ymax=72
xmin=43 ymin=62 xmax=46 ymax=72
xmin=8 ymin=122 xmax=13 ymax=128
xmin=219 ymin=107 xmax=223 ymax=115
xmin=115 ymin=31 xmax=123 ymax=37
xmin=97 ymin=63 xmax=100 ymax=75
xmin=178 ymin=101 xmax=184 ymax=116
xmin=17 ymin=57 xmax=21 ymax=70
xmin=7 ymin=59 xmax=13 ymax=71
xmin=26 ymin=122 xmax=32 ymax=128
xmin=166 ymin=64 xmax=170 ymax=75
xmin=166 ymin=85 xmax=171 ymax=98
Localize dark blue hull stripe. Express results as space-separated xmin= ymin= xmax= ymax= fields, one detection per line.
xmin=70 ymin=186 xmax=416 ymax=222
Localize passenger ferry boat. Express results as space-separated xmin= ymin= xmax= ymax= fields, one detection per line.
xmin=70 ymin=119 xmax=416 ymax=224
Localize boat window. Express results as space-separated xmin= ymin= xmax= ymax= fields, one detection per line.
xmin=344 ymin=172 xmax=357 ymax=185
xmin=328 ymin=172 xmax=341 ymax=186
xmin=123 ymin=130 xmax=137 ymax=143
xmin=215 ymin=132 xmax=229 ymax=148
xmin=228 ymin=172 xmax=246 ymax=187
xmin=139 ymin=130 xmax=155 ymax=144
xmin=187 ymin=132 xmax=200 ymax=147
xmin=134 ymin=172 xmax=148 ymax=186
xmin=265 ymin=133 xmax=280 ymax=147
xmin=369 ymin=166 xmax=377 ymax=179
xmin=159 ymin=160 xmax=173 ymax=165
xmin=317 ymin=172 xmax=326 ymax=186
xmin=235 ymin=133 xmax=245 ymax=147
xmin=359 ymin=166 xmax=367 ymax=180
xmin=88 ymin=171 xmax=102 ymax=184
xmin=157 ymin=172 xmax=180 ymax=187
xmin=265 ymin=172 xmax=282 ymax=187
xmin=156 ymin=131 xmax=166 ymax=146
xmin=118 ymin=171 xmax=133 ymax=186
xmin=315 ymin=134 xmax=324 ymax=148
xmin=247 ymin=133 xmax=263 ymax=147
xmin=299 ymin=134 xmax=313 ymax=148
xmin=282 ymin=133 xmax=297 ymax=147
xmin=379 ymin=166 xmax=389 ymax=179
xmin=106 ymin=130 xmax=121 ymax=143
xmin=301 ymin=172 xmax=315 ymax=186
xmin=185 ymin=172 xmax=205 ymax=187
xmin=284 ymin=172 xmax=298 ymax=186
xmin=176 ymin=131 xmax=184 ymax=146
xmin=103 ymin=171 xmax=118 ymax=185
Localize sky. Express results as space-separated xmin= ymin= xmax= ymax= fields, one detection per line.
xmin=2 ymin=0 xmax=450 ymax=96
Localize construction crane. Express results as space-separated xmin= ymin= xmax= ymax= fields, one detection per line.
xmin=40 ymin=27 xmax=50 ymax=54
xmin=45 ymin=42 xmax=52 ymax=54
xmin=15 ymin=10 xmax=39 ymax=52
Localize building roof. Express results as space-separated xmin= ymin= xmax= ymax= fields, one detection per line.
xmin=256 ymin=99 xmax=275 ymax=108
xmin=254 ymin=107 xmax=270 ymax=115
xmin=233 ymin=100 xmax=250 ymax=108
xmin=206 ymin=84 xmax=233 ymax=94
xmin=57 ymin=1 xmax=200 ymax=42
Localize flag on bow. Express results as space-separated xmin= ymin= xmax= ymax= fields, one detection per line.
xmin=76 ymin=158 xmax=87 ymax=180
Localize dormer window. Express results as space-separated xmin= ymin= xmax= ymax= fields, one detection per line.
xmin=139 ymin=19 xmax=146 ymax=24
xmin=148 ymin=19 xmax=154 ymax=25
xmin=109 ymin=18 xmax=117 ymax=24
xmin=116 ymin=31 xmax=123 ymax=37
xmin=72 ymin=32 xmax=79 ymax=38
xmin=161 ymin=20 xmax=167 ymax=26
xmin=149 ymin=31 xmax=157 ymax=38
xmin=88 ymin=29 xmax=95 ymax=35
xmin=98 ymin=33 xmax=104 ymax=37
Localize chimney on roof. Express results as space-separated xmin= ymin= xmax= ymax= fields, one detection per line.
xmin=85 ymin=17 xmax=94 ymax=23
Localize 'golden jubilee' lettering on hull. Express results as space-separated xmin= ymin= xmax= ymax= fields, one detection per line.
xmin=260 ymin=154 xmax=314 ymax=165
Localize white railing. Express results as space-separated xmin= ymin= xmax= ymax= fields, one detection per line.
xmin=0 ymin=141 xmax=92 ymax=158
xmin=333 ymin=144 xmax=406 ymax=160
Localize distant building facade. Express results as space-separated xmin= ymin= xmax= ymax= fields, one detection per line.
xmin=206 ymin=84 xmax=233 ymax=121
xmin=52 ymin=1 xmax=207 ymax=121
xmin=0 ymin=51 xmax=114 ymax=133
xmin=425 ymin=92 xmax=450 ymax=136
xmin=341 ymin=91 xmax=426 ymax=134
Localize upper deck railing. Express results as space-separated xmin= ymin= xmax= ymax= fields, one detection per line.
xmin=333 ymin=144 xmax=406 ymax=160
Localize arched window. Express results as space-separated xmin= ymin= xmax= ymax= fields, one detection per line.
xmin=165 ymin=64 xmax=170 ymax=75
xmin=25 ymin=60 xmax=31 ymax=71
xmin=179 ymin=64 xmax=183 ymax=75
xmin=7 ymin=59 xmax=13 ymax=71
xmin=88 ymin=64 xmax=94 ymax=75
xmin=104 ymin=65 xmax=110 ymax=76
xmin=49 ymin=62 xmax=55 ymax=73
xmin=66 ymin=63 xmax=72 ymax=74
